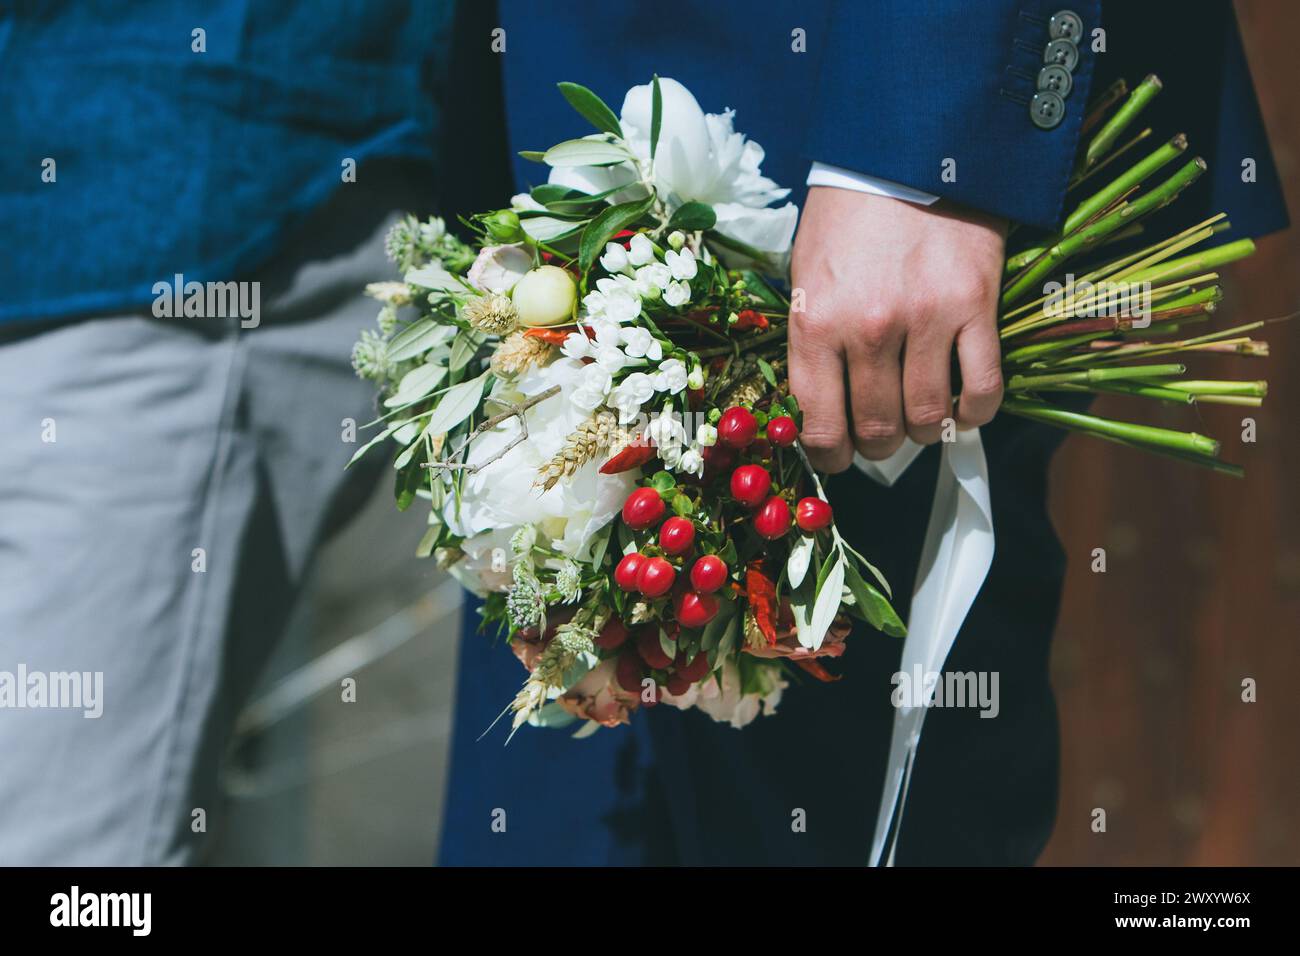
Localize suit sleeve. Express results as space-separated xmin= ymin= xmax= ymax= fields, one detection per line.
xmin=802 ymin=0 xmax=1102 ymax=230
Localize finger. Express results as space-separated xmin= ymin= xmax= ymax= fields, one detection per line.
xmin=901 ymin=323 xmax=955 ymax=445
xmin=847 ymin=318 xmax=905 ymax=460
xmin=954 ymin=318 xmax=1004 ymax=428
xmin=789 ymin=314 xmax=853 ymax=472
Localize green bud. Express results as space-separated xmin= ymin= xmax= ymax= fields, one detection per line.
xmin=484 ymin=209 xmax=522 ymax=243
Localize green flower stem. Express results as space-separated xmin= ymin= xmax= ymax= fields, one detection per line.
xmin=1002 ymin=157 xmax=1206 ymax=309
xmin=1138 ymin=379 xmax=1268 ymax=397
xmin=1064 ymin=134 xmax=1187 ymax=235
xmin=695 ymin=327 xmax=787 ymax=359
xmin=1001 ymin=396 xmax=1219 ymax=458
xmin=1054 ymin=320 xmax=1265 ymax=366
xmin=1085 ymin=74 xmax=1162 ymax=168
xmin=1120 ymin=238 xmax=1256 ymax=287
xmin=1006 ymin=362 xmax=1184 ymax=391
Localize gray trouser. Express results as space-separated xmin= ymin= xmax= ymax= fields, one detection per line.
xmin=0 ymin=171 xmax=423 ymax=864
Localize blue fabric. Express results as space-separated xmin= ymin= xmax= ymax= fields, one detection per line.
xmin=439 ymin=0 xmax=1289 ymax=866
xmin=0 ymin=0 xmax=453 ymax=325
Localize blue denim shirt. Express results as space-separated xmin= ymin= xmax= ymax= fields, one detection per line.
xmin=0 ymin=1 xmax=452 ymax=324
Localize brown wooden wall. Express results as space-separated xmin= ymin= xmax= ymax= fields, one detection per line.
xmin=1040 ymin=0 xmax=1299 ymax=866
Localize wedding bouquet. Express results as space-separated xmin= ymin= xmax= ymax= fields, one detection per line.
xmin=351 ymin=74 xmax=1271 ymax=737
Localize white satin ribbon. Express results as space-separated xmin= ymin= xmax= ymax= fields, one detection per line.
xmin=853 ymin=428 xmax=994 ymax=867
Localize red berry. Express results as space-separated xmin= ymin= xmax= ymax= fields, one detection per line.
xmin=622 ymin=487 xmax=666 ymax=530
xmin=766 ymin=416 xmax=798 ymax=446
xmin=666 ymin=673 xmax=692 ymax=696
xmin=658 ymin=516 xmax=696 ymax=556
xmin=753 ymin=496 xmax=792 ymax=539
xmin=730 ymin=464 xmax=772 ymax=508
xmin=795 ymin=497 xmax=834 ymax=532
xmin=689 ymin=555 xmax=728 ymax=593
xmin=675 ymin=590 xmax=719 ymax=629
xmin=616 ymin=651 xmax=644 ymax=693
xmin=717 ymin=407 xmax=758 ymax=448
xmin=636 ymin=556 xmax=676 ymax=598
xmin=636 ymin=627 xmax=674 ymax=670
xmin=675 ymin=651 xmax=712 ymax=683
xmin=594 ymin=617 xmax=630 ymax=649
xmin=614 ymin=552 xmax=645 ymax=592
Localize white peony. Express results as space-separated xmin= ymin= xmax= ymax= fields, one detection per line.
xmin=444 ymin=358 xmax=636 ymax=586
xmin=548 ymin=78 xmax=798 ymax=274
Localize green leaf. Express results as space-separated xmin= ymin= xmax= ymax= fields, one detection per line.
xmin=557 ymin=82 xmax=623 ymax=137
xmin=579 ymin=196 xmax=655 ymax=272
xmin=415 ymin=525 xmax=439 ymax=559
xmin=740 ymin=269 xmax=785 ymax=309
xmin=659 ymin=627 xmax=676 ymax=662
xmin=668 ymin=201 xmax=716 ymax=232
xmin=650 ymin=75 xmax=663 ymax=162
xmin=394 ymin=459 xmax=423 ymax=511
xmin=705 ymin=229 xmax=773 ymax=268
xmin=421 ymin=373 xmax=488 ymax=439
xmin=700 ymin=598 xmax=736 ymax=652
xmin=384 ymin=362 xmax=446 ymax=409
xmin=543 ymin=137 xmax=631 ymax=168
xmin=709 ymin=612 xmax=739 ymax=669
xmin=518 ymin=150 xmax=547 ymax=163
xmin=387 ymin=318 xmax=451 ymax=362
xmin=650 ymin=470 xmax=676 ymax=493
xmin=671 ymin=492 xmax=694 ymax=517
xmin=757 ymin=357 xmax=777 ymax=388
xmin=843 ymin=558 xmax=906 ymax=637
xmin=346 ymin=422 xmax=397 ymax=467
xmin=449 ymin=330 xmax=483 ymax=374
xmin=404 ymin=262 xmax=461 ymax=294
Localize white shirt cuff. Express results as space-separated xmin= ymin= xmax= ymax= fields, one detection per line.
xmin=806 ymin=161 xmax=939 ymax=206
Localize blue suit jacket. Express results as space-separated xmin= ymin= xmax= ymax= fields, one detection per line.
xmin=438 ymin=0 xmax=1288 ymax=866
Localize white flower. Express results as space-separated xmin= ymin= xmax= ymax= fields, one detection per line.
xmin=468 ymin=244 xmax=532 ymax=294
xmin=510 ymin=524 xmax=537 ymax=556
xmin=599 ymin=241 xmax=631 ymax=274
xmin=664 ymin=247 xmax=698 ymax=281
xmin=620 ymin=325 xmax=663 ymax=361
xmin=560 ymin=331 xmax=593 ymax=360
xmin=678 ymin=444 xmax=705 ymax=477
xmin=667 ymin=230 xmax=686 ymax=251
xmin=696 ymin=422 xmax=718 ymax=447
xmin=627 ymin=233 xmax=657 ymax=267
xmin=570 ymin=362 xmax=613 ymax=411
xmin=644 ymin=409 xmax=687 ymax=450
xmin=660 ymin=442 xmax=683 ymax=468
xmin=687 ymin=365 xmax=705 ymax=390
xmin=652 ymin=358 xmax=689 ymax=394
xmin=583 ymin=276 xmax=642 ymax=325
xmin=554 ymin=559 xmax=582 ymax=604
xmin=608 ymin=371 xmax=656 ymax=423
xmin=593 ymin=343 xmax=628 ymax=373
xmin=632 ymin=263 xmax=672 ymax=298
xmin=695 ymin=657 xmax=787 ymax=729
xmin=663 ymin=280 xmax=691 ymax=308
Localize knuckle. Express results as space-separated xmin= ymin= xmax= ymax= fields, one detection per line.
xmin=800 ymin=426 xmax=843 ymax=452
xmin=966 ymin=366 xmax=1004 ymax=400
xmin=853 ymin=418 xmax=902 ymax=444
xmin=906 ymin=401 xmax=951 ymax=430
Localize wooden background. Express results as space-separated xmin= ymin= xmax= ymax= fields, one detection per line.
xmin=1041 ymin=0 xmax=1299 ymax=866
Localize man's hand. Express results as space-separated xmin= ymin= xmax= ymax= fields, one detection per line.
xmin=789 ymin=186 xmax=1008 ymax=471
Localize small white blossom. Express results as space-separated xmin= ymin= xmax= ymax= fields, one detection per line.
xmin=696 ymin=422 xmax=718 ymax=447
xmin=687 ymin=365 xmax=705 ymax=390
xmin=665 ymin=247 xmax=698 ymax=281
xmin=571 ymin=362 xmax=613 ymax=411
xmin=663 ymin=280 xmax=691 ymax=308
xmin=679 ymin=444 xmax=705 ymax=477
xmin=560 ymin=331 xmax=593 ymax=360
xmin=653 ymin=358 xmax=689 ymax=394
xmin=628 ymin=233 xmax=657 ymax=266
xmin=584 ymin=275 xmax=642 ymax=324
xmin=510 ymin=193 xmax=546 ymax=212
xmin=554 ymin=559 xmax=582 ymax=603
xmin=667 ymin=230 xmax=686 ymax=251
xmin=600 ymin=241 xmax=631 ymax=274
xmin=510 ymin=524 xmax=538 ymax=556
xmin=621 ymin=325 xmax=663 ymax=361
xmin=594 ymin=343 xmax=628 ymax=373
xmin=645 ymin=410 xmax=687 ymax=450
xmin=608 ymin=371 xmax=656 ymax=423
